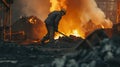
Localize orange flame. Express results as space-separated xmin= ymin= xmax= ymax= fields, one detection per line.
xmin=49 ymin=0 xmax=113 ymax=39
xmin=54 ymin=29 xmax=85 ymax=39
xmin=54 ymin=34 xmax=63 ymax=39
xmin=72 ymin=30 xmax=81 ymax=37
xmin=28 ymin=16 xmax=37 ymax=24
xmin=50 ymin=0 xmax=67 ymax=12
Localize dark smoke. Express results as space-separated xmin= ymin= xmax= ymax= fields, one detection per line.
xmin=12 ymin=0 xmax=50 ymax=22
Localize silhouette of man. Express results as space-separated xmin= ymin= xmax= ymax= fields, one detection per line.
xmin=41 ymin=9 xmax=66 ymax=44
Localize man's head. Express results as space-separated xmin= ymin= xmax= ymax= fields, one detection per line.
xmin=60 ymin=9 xmax=66 ymax=15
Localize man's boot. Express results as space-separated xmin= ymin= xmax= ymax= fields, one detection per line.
xmin=40 ymin=38 xmax=46 ymax=45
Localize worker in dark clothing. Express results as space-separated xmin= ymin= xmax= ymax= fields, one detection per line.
xmin=41 ymin=9 xmax=66 ymax=44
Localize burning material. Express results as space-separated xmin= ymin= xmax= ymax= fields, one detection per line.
xmin=12 ymin=16 xmax=46 ymax=42
xmin=50 ymin=0 xmax=67 ymax=12
xmin=55 ymin=29 xmax=82 ymax=39
xmin=28 ymin=16 xmax=37 ymax=24
xmin=12 ymin=0 xmax=113 ymax=42
xmin=50 ymin=0 xmax=113 ymax=39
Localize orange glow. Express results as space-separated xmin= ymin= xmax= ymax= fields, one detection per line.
xmin=54 ymin=34 xmax=63 ymax=39
xmin=50 ymin=0 xmax=67 ymax=12
xmin=28 ymin=16 xmax=37 ymax=24
xmin=71 ymin=30 xmax=81 ymax=37
xmin=49 ymin=0 xmax=113 ymax=39
xmin=17 ymin=0 xmax=113 ymax=42
xmin=50 ymin=0 xmax=86 ymax=39
xmin=54 ymin=29 xmax=85 ymax=39
xmin=101 ymin=25 xmax=105 ymax=29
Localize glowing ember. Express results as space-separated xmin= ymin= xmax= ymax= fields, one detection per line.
xmin=33 ymin=40 xmax=39 ymax=43
xmin=54 ymin=29 xmax=85 ymax=39
xmin=54 ymin=34 xmax=63 ymax=39
xmin=28 ymin=16 xmax=37 ymax=24
xmin=101 ymin=25 xmax=105 ymax=29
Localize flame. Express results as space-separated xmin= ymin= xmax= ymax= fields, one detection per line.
xmin=54 ymin=29 xmax=81 ymax=39
xmin=72 ymin=30 xmax=81 ymax=37
xmin=50 ymin=0 xmax=113 ymax=39
xmin=17 ymin=0 xmax=113 ymax=41
xmin=50 ymin=0 xmax=85 ymax=39
xmin=28 ymin=16 xmax=37 ymax=24
xmin=54 ymin=29 xmax=85 ymax=39
xmin=50 ymin=0 xmax=67 ymax=12
xmin=101 ymin=25 xmax=105 ymax=29
xmin=54 ymin=34 xmax=63 ymax=39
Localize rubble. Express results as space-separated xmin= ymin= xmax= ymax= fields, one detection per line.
xmin=50 ymin=32 xmax=120 ymax=67
xmin=0 ymin=16 xmax=120 ymax=67
xmin=0 ymin=28 xmax=119 ymax=67
xmin=11 ymin=16 xmax=46 ymax=42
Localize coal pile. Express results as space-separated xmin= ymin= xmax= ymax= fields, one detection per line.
xmin=0 ymin=28 xmax=119 ymax=67
xmin=50 ymin=36 xmax=120 ymax=67
xmin=0 ymin=40 xmax=65 ymax=67
xmin=41 ymin=35 xmax=83 ymax=48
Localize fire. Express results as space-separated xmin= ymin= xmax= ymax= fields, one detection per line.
xmin=54 ymin=34 xmax=63 ymax=39
xmin=50 ymin=0 xmax=67 ymax=12
xmin=17 ymin=0 xmax=113 ymax=41
xmin=50 ymin=0 xmax=85 ymax=39
xmin=28 ymin=16 xmax=37 ymax=24
xmin=54 ymin=29 xmax=85 ymax=39
xmin=50 ymin=0 xmax=113 ymax=39
xmin=101 ymin=25 xmax=105 ymax=29
xmin=72 ymin=30 xmax=81 ymax=37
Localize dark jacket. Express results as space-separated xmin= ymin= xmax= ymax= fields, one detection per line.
xmin=45 ymin=11 xmax=63 ymax=28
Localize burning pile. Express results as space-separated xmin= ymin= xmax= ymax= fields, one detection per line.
xmin=14 ymin=0 xmax=113 ymax=40
xmin=12 ymin=16 xmax=46 ymax=41
xmin=50 ymin=0 xmax=113 ymax=39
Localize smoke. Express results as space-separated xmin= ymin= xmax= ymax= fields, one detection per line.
xmin=81 ymin=0 xmax=112 ymax=26
xmin=12 ymin=0 xmax=50 ymax=21
xmin=12 ymin=0 xmax=113 ymax=38
xmin=50 ymin=0 xmax=113 ymax=37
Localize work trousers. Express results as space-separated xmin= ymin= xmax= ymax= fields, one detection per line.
xmin=41 ymin=24 xmax=55 ymax=43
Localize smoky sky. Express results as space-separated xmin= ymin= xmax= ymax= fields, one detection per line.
xmin=12 ymin=0 xmax=50 ymax=22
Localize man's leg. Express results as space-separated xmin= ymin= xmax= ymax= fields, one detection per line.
xmin=49 ymin=26 xmax=55 ymax=42
xmin=41 ymin=33 xmax=49 ymax=43
xmin=41 ymin=24 xmax=50 ymax=44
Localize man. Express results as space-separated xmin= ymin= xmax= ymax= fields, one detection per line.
xmin=41 ymin=9 xmax=66 ymax=44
